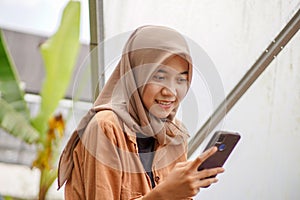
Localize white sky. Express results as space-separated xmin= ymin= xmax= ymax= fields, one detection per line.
xmin=0 ymin=0 xmax=90 ymax=43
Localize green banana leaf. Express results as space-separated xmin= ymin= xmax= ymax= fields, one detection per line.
xmin=0 ymin=98 xmax=39 ymax=143
xmin=0 ymin=29 xmax=38 ymax=143
xmin=0 ymin=30 xmax=29 ymax=118
xmin=31 ymin=1 xmax=81 ymax=136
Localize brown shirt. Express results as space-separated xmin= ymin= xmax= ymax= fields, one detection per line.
xmin=65 ymin=110 xmax=188 ymax=200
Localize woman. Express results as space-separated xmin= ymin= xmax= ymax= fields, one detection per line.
xmin=58 ymin=25 xmax=224 ymax=199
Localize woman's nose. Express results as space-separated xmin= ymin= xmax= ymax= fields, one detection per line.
xmin=161 ymin=83 xmax=177 ymax=96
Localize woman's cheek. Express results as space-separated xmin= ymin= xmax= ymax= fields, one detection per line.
xmin=177 ymin=85 xmax=188 ymax=101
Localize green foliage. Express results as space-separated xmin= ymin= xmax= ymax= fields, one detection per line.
xmin=0 ymin=1 xmax=81 ymax=199
xmin=0 ymin=28 xmax=38 ymax=144
xmin=0 ymin=99 xmax=39 ymax=143
xmin=31 ymin=1 xmax=81 ymax=138
xmin=0 ymin=31 xmax=29 ymax=117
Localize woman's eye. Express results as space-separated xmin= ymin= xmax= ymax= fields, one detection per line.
xmin=177 ymin=77 xmax=188 ymax=83
xmin=153 ymin=75 xmax=165 ymax=81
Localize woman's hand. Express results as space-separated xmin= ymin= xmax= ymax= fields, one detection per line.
xmin=144 ymin=147 xmax=225 ymax=200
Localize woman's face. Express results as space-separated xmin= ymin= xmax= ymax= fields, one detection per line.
xmin=142 ymin=55 xmax=189 ymax=119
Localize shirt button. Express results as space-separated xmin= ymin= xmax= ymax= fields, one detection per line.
xmin=155 ymin=176 xmax=160 ymax=182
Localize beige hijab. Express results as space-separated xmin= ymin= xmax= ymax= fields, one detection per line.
xmin=57 ymin=25 xmax=193 ymax=188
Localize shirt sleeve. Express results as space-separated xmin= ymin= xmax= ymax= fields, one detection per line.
xmin=65 ymin=116 xmax=123 ymax=200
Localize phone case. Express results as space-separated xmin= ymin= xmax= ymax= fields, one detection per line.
xmin=197 ymin=131 xmax=241 ymax=172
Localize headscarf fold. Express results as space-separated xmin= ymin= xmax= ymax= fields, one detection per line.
xmin=58 ymin=25 xmax=193 ymax=189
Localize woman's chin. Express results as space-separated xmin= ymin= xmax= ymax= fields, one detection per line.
xmin=151 ymin=110 xmax=171 ymax=119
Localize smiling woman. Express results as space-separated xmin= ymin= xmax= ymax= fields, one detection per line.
xmin=57 ymin=25 xmax=224 ymax=200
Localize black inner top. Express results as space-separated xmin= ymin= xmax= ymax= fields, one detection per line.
xmin=136 ymin=132 xmax=156 ymax=188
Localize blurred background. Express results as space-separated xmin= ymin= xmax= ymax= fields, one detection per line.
xmin=0 ymin=0 xmax=299 ymax=199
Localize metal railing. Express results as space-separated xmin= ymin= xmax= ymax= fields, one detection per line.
xmin=89 ymin=0 xmax=105 ymax=100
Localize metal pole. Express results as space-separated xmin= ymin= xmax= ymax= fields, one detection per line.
xmin=89 ymin=0 xmax=105 ymax=101
xmin=188 ymin=8 xmax=300 ymax=158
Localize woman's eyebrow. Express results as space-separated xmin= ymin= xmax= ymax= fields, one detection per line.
xmin=157 ymin=69 xmax=188 ymax=75
xmin=180 ymin=71 xmax=188 ymax=75
xmin=157 ymin=69 xmax=167 ymax=73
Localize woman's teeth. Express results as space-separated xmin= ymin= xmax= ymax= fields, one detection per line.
xmin=157 ymin=100 xmax=172 ymax=105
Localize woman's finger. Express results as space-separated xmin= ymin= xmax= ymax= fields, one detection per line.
xmin=189 ymin=146 xmax=218 ymax=171
xmin=196 ymin=177 xmax=219 ymax=188
xmin=175 ymin=161 xmax=192 ymax=168
xmin=196 ymin=167 xmax=225 ymax=179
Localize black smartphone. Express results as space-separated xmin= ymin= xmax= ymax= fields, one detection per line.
xmin=197 ymin=131 xmax=241 ymax=172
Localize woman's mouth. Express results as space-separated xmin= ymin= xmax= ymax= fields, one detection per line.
xmin=156 ymin=100 xmax=174 ymax=109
